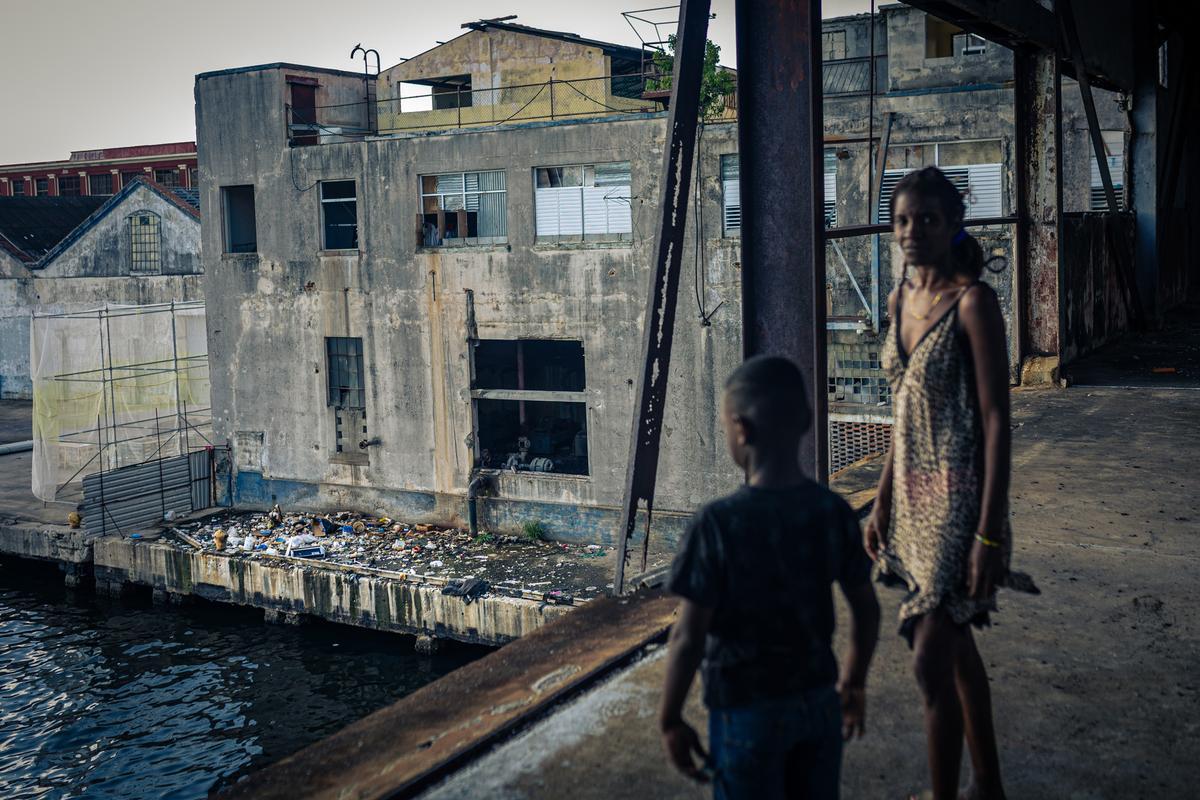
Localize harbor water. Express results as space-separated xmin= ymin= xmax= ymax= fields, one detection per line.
xmin=0 ymin=559 xmax=488 ymax=799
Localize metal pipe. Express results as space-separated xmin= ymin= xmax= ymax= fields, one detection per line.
xmin=467 ymin=474 xmax=491 ymax=536
xmin=0 ymin=440 xmax=33 ymax=455
xmin=736 ymin=0 xmax=828 ymax=479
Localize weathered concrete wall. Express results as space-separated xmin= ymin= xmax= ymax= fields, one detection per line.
xmin=885 ymin=4 xmax=1012 ymax=92
xmin=198 ymin=63 xmax=744 ymax=544
xmin=0 ymin=183 xmax=204 ymax=399
xmin=91 ymin=536 xmax=569 ymax=645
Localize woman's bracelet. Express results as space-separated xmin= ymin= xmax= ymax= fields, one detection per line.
xmin=974 ymin=533 xmax=1003 ymax=548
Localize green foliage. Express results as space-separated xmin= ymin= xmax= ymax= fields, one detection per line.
xmin=521 ymin=520 xmax=547 ymax=542
xmin=646 ymin=34 xmax=737 ymax=119
xmin=473 ymin=531 xmax=495 ymax=545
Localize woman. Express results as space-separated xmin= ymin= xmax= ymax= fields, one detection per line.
xmin=865 ymin=167 xmax=1035 ymax=800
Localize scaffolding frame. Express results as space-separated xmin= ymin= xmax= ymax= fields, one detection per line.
xmin=31 ymin=300 xmax=213 ymax=501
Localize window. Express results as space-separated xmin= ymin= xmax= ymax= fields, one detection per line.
xmin=10 ymin=180 xmax=25 ymax=197
xmin=430 ymin=76 xmax=472 ymax=110
xmin=925 ymin=17 xmax=963 ymax=59
xmin=127 ymin=211 xmax=161 ymax=273
xmin=877 ymin=140 xmax=1004 ymax=223
xmin=721 ymin=153 xmax=838 ymax=236
xmin=121 ymin=171 xmax=142 ymax=188
xmin=534 ymin=163 xmax=632 ymax=242
xmin=957 ymin=33 xmax=987 ymax=56
xmin=289 ymin=79 xmax=318 ymax=146
xmin=471 ymin=339 xmax=588 ymax=476
xmin=1090 ymin=132 xmax=1125 ymax=211
xmin=419 ymin=171 xmax=506 ymax=246
xmin=822 ymin=30 xmax=847 ymax=61
xmin=58 ymin=176 xmax=81 ymax=196
xmin=320 ymin=180 xmax=358 ymax=250
xmin=154 ymin=168 xmax=180 ymax=187
xmin=222 ymin=185 xmax=258 ymax=253
xmin=325 ymin=337 xmax=365 ymax=409
xmin=35 ymin=178 xmax=49 ymax=196
xmin=89 ymin=173 xmax=113 ymax=196
xmin=189 ymin=168 xmax=199 ymax=189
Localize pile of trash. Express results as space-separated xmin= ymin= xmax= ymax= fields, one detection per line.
xmin=170 ymin=505 xmax=615 ymax=600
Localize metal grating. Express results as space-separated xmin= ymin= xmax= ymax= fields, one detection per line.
xmin=829 ymin=419 xmax=892 ymax=474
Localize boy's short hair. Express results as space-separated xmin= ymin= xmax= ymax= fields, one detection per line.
xmin=724 ymin=355 xmax=812 ymax=436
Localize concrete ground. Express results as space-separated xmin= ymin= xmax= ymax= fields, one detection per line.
xmin=0 ymin=400 xmax=32 ymax=444
xmin=419 ymin=385 xmax=1200 ymax=800
xmin=0 ymin=402 xmax=79 ymax=527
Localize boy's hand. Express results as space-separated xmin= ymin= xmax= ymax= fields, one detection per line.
xmin=837 ymin=682 xmax=867 ymax=740
xmin=863 ymin=513 xmax=888 ymax=561
xmin=660 ymin=719 xmax=710 ymax=782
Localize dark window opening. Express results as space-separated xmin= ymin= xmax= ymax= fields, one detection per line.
xmin=925 ymin=17 xmax=963 ymax=59
xmin=121 ymin=171 xmax=143 ymax=188
xmin=222 ymin=185 xmax=258 ymax=253
xmin=10 ymin=180 xmax=25 ymax=196
xmin=290 ymin=81 xmax=318 ymax=146
xmin=325 ymin=336 xmax=365 ymax=409
xmin=35 ymin=178 xmax=49 ymax=196
xmin=471 ymin=339 xmax=588 ymax=476
xmin=320 ymin=180 xmax=358 ymax=250
xmin=430 ymin=76 xmax=472 ymax=110
xmin=89 ymin=173 xmax=113 ymax=195
xmin=189 ymin=168 xmax=199 ymax=189
xmin=154 ymin=168 xmax=180 ymax=187
xmin=472 ymin=340 xmax=585 ymax=391
xmin=476 ymin=399 xmax=588 ymax=476
xmin=610 ymin=57 xmax=644 ymax=100
xmin=58 ymin=176 xmax=81 ymax=196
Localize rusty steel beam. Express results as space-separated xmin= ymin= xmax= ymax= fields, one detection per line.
xmin=736 ymin=0 xmax=828 ymax=479
xmin=612 ymin=0 xmax=711 ymax=595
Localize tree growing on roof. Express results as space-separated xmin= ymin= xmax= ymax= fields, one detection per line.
xmin=646 ymin=34 xmax=737 ymax=120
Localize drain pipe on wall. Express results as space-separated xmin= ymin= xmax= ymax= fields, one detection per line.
xmin=466 ymin=474 xmax=493 ymax=536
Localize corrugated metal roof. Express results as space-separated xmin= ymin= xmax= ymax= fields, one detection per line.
xmin=170 ymin=187 xmax=201 ymax=211
xmin=0 ymin=197 xmax=107 ymax=259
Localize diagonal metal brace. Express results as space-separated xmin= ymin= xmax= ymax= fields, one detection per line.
xmin=612 ymin=0 xmax=712 ymax=595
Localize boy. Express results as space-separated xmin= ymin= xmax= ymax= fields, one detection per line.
xmin=659 ymin=356 xmax=880 ymax=799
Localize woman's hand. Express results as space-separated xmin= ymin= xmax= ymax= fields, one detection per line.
xmin=968 ymin=538 xmax=1005 ymax=600
xmin=863 ymin=510 xmax=889 ymax=561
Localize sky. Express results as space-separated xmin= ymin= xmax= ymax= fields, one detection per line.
xmin=0 ymin=0 xmax=875 ymax=165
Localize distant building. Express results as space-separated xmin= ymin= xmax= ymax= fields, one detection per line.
xmin=195 ymin=10 xmax=1130 ymax=540
xmin=0 ymin=142 xmax=198 ymax=199
xmin=0 ymin=179 xmax=204 ymax=399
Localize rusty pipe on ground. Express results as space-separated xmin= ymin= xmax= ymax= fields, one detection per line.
xmin=467 ymin=474 xmax=492 ymax=536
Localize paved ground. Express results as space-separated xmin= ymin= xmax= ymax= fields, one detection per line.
xmin=0 ymin=400 xmax=32 ymax=444
xmin=419 ymin=385 xmax=1200 ymax=800
xmin=1066 ymin=299 xmax=1200 ymax=389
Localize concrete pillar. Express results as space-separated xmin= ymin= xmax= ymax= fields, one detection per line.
xmin=1129 ymin=18 xmax=1159 ymax=321
xmin=1014 ymin=47 xmax=1064 ymax=382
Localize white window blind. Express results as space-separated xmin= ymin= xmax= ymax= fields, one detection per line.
xmin=1090 ymin=154 xmax=1124 ymax=210
xmin=877 ymin=161 xmax=1003 ymax=222
xmin=534 ymin=163 xmax=632 ymax=239
xmin=721 ymin=153 xmax=836 ymax=234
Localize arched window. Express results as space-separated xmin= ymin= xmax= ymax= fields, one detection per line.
xmin=127 ymin=211 xmax=161 ymax=273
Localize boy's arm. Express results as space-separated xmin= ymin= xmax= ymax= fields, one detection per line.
xmin=837 ymin=576 xmax=880 ymax=740
xmin=659 ymin=599 xmax=714 ymax=781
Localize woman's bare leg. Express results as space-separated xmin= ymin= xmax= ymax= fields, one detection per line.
xmin=912 ymin=611 xmax=965 ymax=800
xmin=953 ymin=630 xmax=1006 ymax=800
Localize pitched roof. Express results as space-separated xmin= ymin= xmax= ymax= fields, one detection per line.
xmin=459 ymin=19 xmax=648 ymax=63
xmin=0 ymin=197 xmax=107 ymax=261
xmin=0 ymin=177 xmax=200 ymax=267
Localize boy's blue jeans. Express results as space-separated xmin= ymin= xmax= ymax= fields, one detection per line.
xmin=708 ymin=685 xmax=843 ymax=800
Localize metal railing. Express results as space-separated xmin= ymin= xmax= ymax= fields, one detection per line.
xmin=287 ymin=71 xmax=739 ymax=145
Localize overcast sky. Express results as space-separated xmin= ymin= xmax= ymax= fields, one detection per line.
xmin=0 ymin=0 xmax=875 ymax=165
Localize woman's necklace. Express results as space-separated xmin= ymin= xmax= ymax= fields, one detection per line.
xmin=907 ymin=288 xmax=943 ymax=321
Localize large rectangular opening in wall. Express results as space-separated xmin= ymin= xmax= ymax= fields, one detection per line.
xmin=533 ymin=163 xmax=633 ymax=243
xmin=325 ymin=336 xmax=365 ymax=409
xmin=320 ymin=180 xmax=358 ymax=250
xmin=419 ymin=171 xmax=507 ymax=247
xmin=222 ymin=185 xmax=257 ymax=253
xmin=471 ymin=340 xmax=588 ymax=476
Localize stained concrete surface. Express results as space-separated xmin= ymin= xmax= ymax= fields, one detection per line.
xmin=0 ymin=400 xmax=31 ymax=444
xmin=1065 ymin=299 xmax=1200 ymax=388
xmin=420 ymin=386 xmax=1200 ymax=799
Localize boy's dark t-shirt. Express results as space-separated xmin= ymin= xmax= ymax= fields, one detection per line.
xmin=668 ymin=481 xmax=871 ymax=709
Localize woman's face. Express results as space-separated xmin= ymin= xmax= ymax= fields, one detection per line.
xmin=893 ymin=190 xmax=957 ymax=269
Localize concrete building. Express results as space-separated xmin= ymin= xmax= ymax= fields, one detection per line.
xmin=0 ymin=142 xmax=199 ymax=198
xmin=195 ymin=8 xmax=1136 ymax=541
xmin=0 ymin=179 xmax=204 ymax=398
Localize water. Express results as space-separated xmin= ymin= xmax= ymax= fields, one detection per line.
xmin=0 ymin=560 xmax=489 ymax=799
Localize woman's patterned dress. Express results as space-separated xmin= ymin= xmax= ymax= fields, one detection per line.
xmin=877 ymin=284 xmax=1035 ymax=642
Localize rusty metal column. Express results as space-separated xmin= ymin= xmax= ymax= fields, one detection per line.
xmin=612 ymin=0 xmax=710 ymax=594
xmin=736 ymin=0 xmax=827 ymax=478
xmin=1013 ymin=46 xmax=1063 ymax=372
